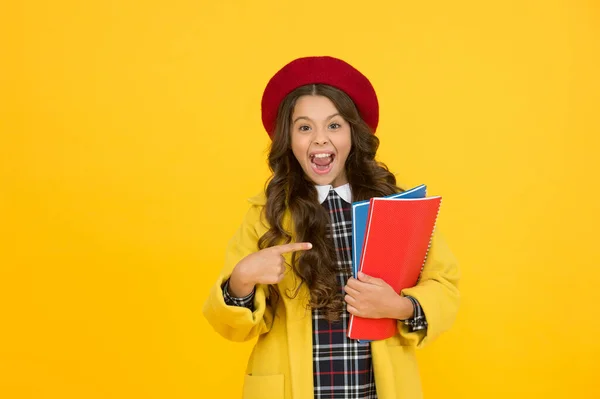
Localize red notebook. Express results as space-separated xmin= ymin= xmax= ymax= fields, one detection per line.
xmin=347 ymin=196 xmax=442 ymax=341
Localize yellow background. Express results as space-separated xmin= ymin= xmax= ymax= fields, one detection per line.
xmin=2 ymin=0 xmax=599 ymax=398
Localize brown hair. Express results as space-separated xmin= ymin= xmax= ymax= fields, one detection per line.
xmin=258 ymin=84 xmax=402 ymax=321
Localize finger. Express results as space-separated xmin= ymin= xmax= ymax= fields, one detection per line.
xmin=346 ymin=305 xmax=359 ymax=316
xmin=261 ymin=269 xmax=285 ymax=284
xmin=344 ymin=284 xmax=360 ymax=297
xmin=344 ymin=294 xmax=357 ymax=306
xmin=346 ymin=277 xmax=363 ymax=291
xmin=261 ymin=275 xmax=281 ymax=285
xmin=272 ymin=242 xmax=313 ymax=255
xmin=269 ymin=262 xmax=286 ymax=283
xmin=358 ymin=271 xmax=382 ymax=285
xmin=278 ymin=261 xmax=286 ymax=275
xmin=276 ymin=272 xmax=285 ymax=283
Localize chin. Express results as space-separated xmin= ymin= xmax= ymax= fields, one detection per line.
xmin=307 ymin=169 xmax=344 ymax=187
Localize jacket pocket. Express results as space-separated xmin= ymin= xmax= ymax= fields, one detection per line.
xmin=242 ymin=374 xmax=284 ymax=399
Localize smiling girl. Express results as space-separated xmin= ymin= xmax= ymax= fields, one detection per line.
xmin=203 ymin=56 xmax=460 ymax=399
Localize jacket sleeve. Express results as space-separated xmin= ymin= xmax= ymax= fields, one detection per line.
xmin=202 ymin=204 xmax=274 ymax=342
xmin=397 ymin=231 xmax=460 ymax=348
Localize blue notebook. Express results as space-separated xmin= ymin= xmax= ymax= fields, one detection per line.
xmin=351 ymin=184 xmax=427 ymax=278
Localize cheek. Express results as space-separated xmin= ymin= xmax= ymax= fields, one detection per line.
xmin=335 ymin=130 xmax=352 ymax=156
xmin=290 ymin=135 xmax=309 ymax=160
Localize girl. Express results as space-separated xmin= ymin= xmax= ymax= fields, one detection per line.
xmin=203 ymin=56 xmax=460 ymax=399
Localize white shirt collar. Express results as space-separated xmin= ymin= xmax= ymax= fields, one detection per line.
xmin=315 ymin=183 xmax=352 ymax=204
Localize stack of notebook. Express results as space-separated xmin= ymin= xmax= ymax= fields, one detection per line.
xmin=347 ymin=185 xmax=441 ymax=341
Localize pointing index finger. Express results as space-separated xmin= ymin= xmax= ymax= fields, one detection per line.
xmin=273 ymin=242 xmax=313 ymax=255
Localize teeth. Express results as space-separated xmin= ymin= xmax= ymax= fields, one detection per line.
xmin=312 ymin=153 xmax=332 ymax=158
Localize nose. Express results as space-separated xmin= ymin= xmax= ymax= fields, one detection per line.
xmin=313 ymin=128 xmax=329 ymax=145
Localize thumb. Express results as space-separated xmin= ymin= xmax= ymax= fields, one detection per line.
xmin=358 ymin=271 xmax=377 ymax=284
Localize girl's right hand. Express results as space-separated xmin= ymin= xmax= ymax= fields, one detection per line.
xmin=227 ymin=242 xmax=313 ymax=298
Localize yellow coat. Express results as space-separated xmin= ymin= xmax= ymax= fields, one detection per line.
xmin=203 ymin=192 xmax=460 ymax=399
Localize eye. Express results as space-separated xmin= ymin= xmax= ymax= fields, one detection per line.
xmin=329 ymin=122 xmax=341 ymax=130
xmin=298 ymin=125 xmax=311 ymax=132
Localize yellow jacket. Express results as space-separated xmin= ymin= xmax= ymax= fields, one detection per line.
xmin=203 ymin=192 xmax=460 ymax=399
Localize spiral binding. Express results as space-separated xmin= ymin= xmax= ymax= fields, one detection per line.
xmin=416 ymin=197 xmax=442 ymax=284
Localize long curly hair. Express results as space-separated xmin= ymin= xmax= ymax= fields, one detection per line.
xmin=258 ymin=84 xmax=402 ymax=321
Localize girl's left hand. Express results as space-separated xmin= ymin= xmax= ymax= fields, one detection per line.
xmin=344 ymin=272 xmax=414 ymax=320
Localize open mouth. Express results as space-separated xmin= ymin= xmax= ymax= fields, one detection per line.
xmin=309 ymin=152 xmax=335 ymax=174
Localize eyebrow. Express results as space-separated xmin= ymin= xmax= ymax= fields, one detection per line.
xmin=292 ymin=113 xmax=340 ymax=124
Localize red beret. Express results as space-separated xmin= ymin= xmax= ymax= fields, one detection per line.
xmin=261 ymin=56 xmax=379 ymax=138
